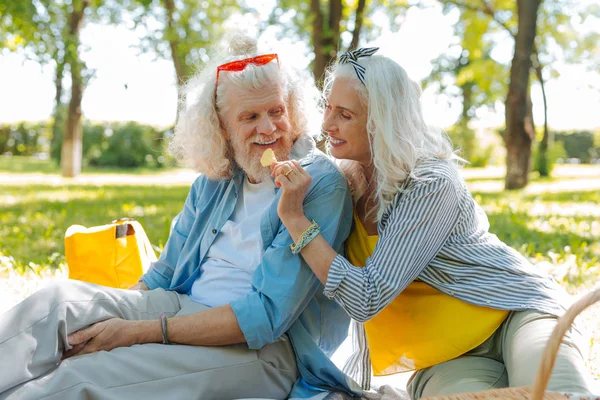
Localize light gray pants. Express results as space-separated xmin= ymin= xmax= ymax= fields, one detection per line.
xmin=0 ymin=280 xmax=298 ymax=400
xmin=407 ymin=310 xmax=597 ymax=399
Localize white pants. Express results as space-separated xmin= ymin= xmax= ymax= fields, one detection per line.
xmin=0 ymin=280 xmax=298 ymax=400
xmin=407 ymin=310 xmax=597 ymax=398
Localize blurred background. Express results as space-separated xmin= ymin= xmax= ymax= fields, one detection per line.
xmin=0 ymin=0 xmax=599 ymax=382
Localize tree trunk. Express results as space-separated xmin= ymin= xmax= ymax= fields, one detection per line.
xmin=348 ymin=0 xmax=367 ymax=51
xmin=51 ymin=57 xmax=65 ymax=163
xmin=310 ymin=0 xmax=326 ymax=82
xmin=534 ymin=53 xmax=550 ymax=176
xmin=504 ymin=0 xmax=541 ymax=190
xmin=327 ymin=0 xmax=342 ymax=56
xmin=61 ymin=0 xmax=88 ymax=177
xmin=162 ymin=0 xmax=188 ymax=87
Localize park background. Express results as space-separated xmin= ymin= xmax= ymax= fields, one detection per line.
xmin=0 ymin=0 xmax=599 ymax=389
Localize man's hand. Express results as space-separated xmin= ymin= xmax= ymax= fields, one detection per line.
xmin=129 ymin=281 xmax=149 ymax=291
xmin=62 ymin=318 xmax=141 ymax=360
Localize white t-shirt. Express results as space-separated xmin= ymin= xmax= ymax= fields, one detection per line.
xmin=189 ymin=177 xmax=275 ymax=308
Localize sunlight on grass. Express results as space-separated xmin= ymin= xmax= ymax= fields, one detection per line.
xmin=1 ymin=181 xmax=598 ymax=291
xmin=1 ymin=172 xmax=599 ymax=380
xmin=474 ymin=190 xmax=600 ymax=289
xmin=0 ymin=155 xmax=178 ymax=175
xmin=0 ymin=184 xmax=189 ymax=271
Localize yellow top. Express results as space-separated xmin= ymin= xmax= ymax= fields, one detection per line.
xmin=346 ymin=211 xmax=508 ymax=376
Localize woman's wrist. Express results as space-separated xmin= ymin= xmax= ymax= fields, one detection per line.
xmin=283 ymin=215 xmax=312 ymax=242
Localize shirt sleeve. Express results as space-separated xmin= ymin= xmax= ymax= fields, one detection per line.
xmin=323 ymin=176 xmax=461 ymax=322
xmin=230 ymin=181 xmax=353 ymax=350
xmin=141 ymin=178 xmax=201 ymax=290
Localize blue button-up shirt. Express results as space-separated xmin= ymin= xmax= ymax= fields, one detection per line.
xmin=141 ymin=136 xmax=361 ymax=398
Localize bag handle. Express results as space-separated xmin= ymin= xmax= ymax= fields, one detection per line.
xmin=112 ymin=218 xmax=158 ymax=267
xmin=531 ymin=286 xmax=600 ymax=400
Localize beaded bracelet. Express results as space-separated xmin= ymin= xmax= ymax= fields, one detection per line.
xmin=290 ymin=220 xmax=320 ymax=255
xmin=159 ymin=313 xmax=171 ymax=345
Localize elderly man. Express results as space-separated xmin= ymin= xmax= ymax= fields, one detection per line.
xmin=0 ymin=37 xmax=359 ymax=400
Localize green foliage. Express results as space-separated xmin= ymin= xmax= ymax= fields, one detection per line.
xmin=129 ymin=0 xmax=241 ymax=82
xmin=2 ymin=121 xmax=174 ymax=169
xmin=0 ymin=122 xmax=51 ymax=155
xmin=555 ymin=131 xmax=597 ymax=163
xmin=430 ymin=0 xmax=599 ymax=127
xmin=0 ymin=184 xmax=190 ymax=270
xmin=88 ymin=123 xmax=167 ymax=168
xmin=533 ymin=141 xmax=567 ymax=176
xmin=266 ymin=0 xmax=408 ymax=76
xmin=446 ymin=123 xmax=495 ymax=167
xmin=427 ymin=3 xmax=509 ymax=119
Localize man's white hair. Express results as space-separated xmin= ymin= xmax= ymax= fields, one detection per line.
xmin=323 ymin=54 xmax=456 ymax=219
xmin=170 ymin=35 xmax=322 ymax=180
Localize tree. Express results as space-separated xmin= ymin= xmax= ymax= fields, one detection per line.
xmin=130 ymin=0 xmax=241 ymax=93
xmin=424 ymin=12 xmax=507 ymax=163
xmin=432 ymin=0 xmax=599 ymax=188
xmin=504 ymin=0 xmax=540 ymax=189
xmin=0 ymin=0 xmax=124 ymax=177
xmin=61 ymin=0 xmax=89 ymax=177
xmin=267 ymin=0 xmax=405 ymax=83
xmin=0 ymin=0 xmax=68 ymax=166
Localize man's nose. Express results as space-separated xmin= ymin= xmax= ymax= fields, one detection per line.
xmin=257 ymin=116 xmax=276 ymax=135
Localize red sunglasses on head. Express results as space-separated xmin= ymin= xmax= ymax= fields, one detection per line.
xmin=216 ymin=53 xmax=279 ymax=85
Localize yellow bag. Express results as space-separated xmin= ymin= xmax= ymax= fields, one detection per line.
xmin=65 ymin=218 xmax=157 ymax=289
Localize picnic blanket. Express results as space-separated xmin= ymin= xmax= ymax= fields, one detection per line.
xmin=326 ymin=385 xmax=409 ymax=400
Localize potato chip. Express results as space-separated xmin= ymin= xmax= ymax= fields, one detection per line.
xmin=260 ymin=148 xmax=277 ymax=167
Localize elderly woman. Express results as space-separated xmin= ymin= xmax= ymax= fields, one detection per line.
xmin=272 ymin=48 xmax=597 ymax=398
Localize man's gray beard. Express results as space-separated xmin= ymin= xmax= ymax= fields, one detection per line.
xmin=234 ymin=153 xmax=273 ymax=183
xmin=229 ymin=134 xmax=293 ymax=183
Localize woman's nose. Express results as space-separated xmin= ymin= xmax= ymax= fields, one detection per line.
xmin=322 ymin=113 xmax=336 ymax=133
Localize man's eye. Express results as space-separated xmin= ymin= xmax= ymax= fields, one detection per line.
xmin=340 ymin=113 xmax=351 ymax=120
xmin=270 ymin=108 xmax=283 ymax=116
xmin=244 ymin=114 xmax=257 ymax=121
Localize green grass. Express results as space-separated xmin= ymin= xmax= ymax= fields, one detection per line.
xmin=0 ymin=184 xmax=190 ymax=273
xmin=1 ymin=180 xmax=599 ymax=290
xmin=0 ymin=155 xmax=176 ymax=175
xmin=472 ymin=190 xmax=600 ymax=289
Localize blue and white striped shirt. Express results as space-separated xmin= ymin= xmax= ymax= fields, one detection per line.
xmin=323 ymin=158 xmax=567 ymax=388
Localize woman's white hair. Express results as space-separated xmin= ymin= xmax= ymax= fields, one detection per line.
xmin=323 ymin=54 xmax=456 ymax=219
xmin=170 ymin=35 xmax=322 ymax=180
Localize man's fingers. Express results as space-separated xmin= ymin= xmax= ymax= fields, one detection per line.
xmin=61 ymin=342 xmax=87 ymax=360
xmin=68 ymin=328 xmax=91 ymax=346
xmin=75 ymin=342 xmax=99 ymax=357
xmin=68 ymin=322 xmax=103 ymax=345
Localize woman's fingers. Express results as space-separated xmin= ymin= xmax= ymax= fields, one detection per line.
xmin=274 ymin=174 xmax=288 ymax=189
xmin=290 ymin=160 xmax=309 ymax=178
xmin=271 ymin=161 xmax=295 ymax=178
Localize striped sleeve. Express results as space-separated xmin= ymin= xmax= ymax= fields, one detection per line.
xmin=323 ymin=176 xmax=461 ymax=322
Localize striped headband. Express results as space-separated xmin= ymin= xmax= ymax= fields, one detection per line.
xmin=338 ymin=47 xmax=379 ymax=84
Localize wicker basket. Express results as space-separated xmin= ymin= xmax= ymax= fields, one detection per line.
xmin=421 ymin=287 xmax=600 ymax=400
